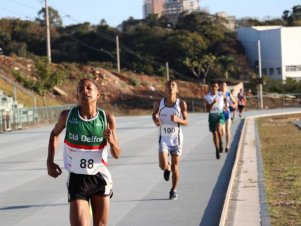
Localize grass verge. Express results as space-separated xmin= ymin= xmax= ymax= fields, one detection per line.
xmin=257 ymin=114 xmax=301 ymax=226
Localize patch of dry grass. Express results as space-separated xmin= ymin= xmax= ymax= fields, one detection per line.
xmin=257 ymin=114 xmax=301 ymax=226
xmin=0 ymin=80 xmax=65 ymax=107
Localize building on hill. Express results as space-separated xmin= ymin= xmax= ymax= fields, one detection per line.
xmin=215 ymin=12 xmax=236 ymax=31
xmin=237 ymin=26 xmax=301 ymax=81
xmin=143 ymin=0 xmax=200 ymax=24
xmin=143 ymin=0 xmax=155 ymax=18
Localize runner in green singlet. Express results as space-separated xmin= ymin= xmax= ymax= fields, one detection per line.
xmin=47 ymin=78 xmax=121 ymax=226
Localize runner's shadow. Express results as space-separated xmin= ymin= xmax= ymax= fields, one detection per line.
xmin=112 ymin=198 xmax=168 ymax=203
xmin=199 ymin=119 xmax=244 ymax=226
xmin=0 ymin=203 xmax=67 ymax=211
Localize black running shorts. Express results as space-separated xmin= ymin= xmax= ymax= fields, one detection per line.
xmin=67 ymin=172 xmax=111 ymax=202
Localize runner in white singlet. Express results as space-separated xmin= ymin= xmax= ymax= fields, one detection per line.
xmin=152 ymin=80 xmax=188 ymax=200
xmin=47 ymin=78 xmax=121 ymax=226
xmin=204 ymin=81 xmax=226 ymax=159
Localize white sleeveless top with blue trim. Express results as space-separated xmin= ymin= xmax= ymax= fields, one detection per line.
xmin=158 ymin=98 xmax=183 ymax=146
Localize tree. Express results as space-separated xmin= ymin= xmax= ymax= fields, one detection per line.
xmin=177 ymin=12 xmax=226 ymax=43
xmin=183 ymin=53 xmax=216 ymax=84
xmin=217 ymin=55 xmax=237 ymax=79
xmin=282 ymin=5 xmax=301 ymax=26
xmin=36 ymin=6 xmax=63 ymax=27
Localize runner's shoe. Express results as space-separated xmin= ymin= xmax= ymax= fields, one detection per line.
xmin=164 ymin=169 xmax=171 ymax=181
xmin=169 ymin=190 xmax=178 ymax=200
xmin=225 ymin=147 xmax=229 ymax=153
xmin=219 ymin=141 xmax=223 ymax=153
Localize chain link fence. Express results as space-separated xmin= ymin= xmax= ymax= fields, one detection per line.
xmin=0 ymin=104 xmax=75 ymax=132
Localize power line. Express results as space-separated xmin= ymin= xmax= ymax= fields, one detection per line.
xmin=0 ymin=0 xmax=190 ymax=78
xmin=0 ymin=6 xmax=35 ymax=20
xmin=0 ymin=0 xmax=42 ymax=21
xmin=7 ymin=0 xmax=40 ymax=11
xmin=67 ymin=35 xmax=116 ymax=61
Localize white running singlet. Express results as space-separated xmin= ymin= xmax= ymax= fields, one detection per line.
xmin=204 ymin=92 xmax=224 ymax=113
xmin=158 ymin=98 xmax=183 ymax=146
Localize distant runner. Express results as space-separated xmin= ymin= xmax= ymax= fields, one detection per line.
xmin=220 ymin=82 xmax=236 ymax=152
xmin=204 ymin=81 xmax=226 ymax=159
xmin=47 ymin=78 xmax=121 ymax=226
xmin=237 ymin=88 xmax=247 ymax=118
xmin=229 ymin=89 xmax=236 ymax=121
xmin=152 ymin=80 xmax=188 ymax=200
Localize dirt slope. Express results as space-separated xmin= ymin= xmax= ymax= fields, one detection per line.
xmin=0 ymin=55 xmax=206 ymax=115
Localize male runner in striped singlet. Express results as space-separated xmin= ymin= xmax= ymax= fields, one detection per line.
xmin=204 ymin=81 xmax=226 ymax=159
xmin=152 ymin=80 xmax=188 ymax=200
xmin=47 ymin=78 xmax=121 ymax=226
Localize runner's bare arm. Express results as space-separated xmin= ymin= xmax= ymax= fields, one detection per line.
xmin=152 ymin=101 xmax=161 ymax=126
xmin=204 ymin=98 xmax=217 ymax=112
xmin=104 ymin=112 xmax=121 ymax=159
xmin=171 ymin=100 xmax=188 ymax=126
xmin=47 ymin=110 xmax=68 ymax=178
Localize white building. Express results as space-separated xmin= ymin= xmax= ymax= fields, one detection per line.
xmin=237 ymin=26 xmax=301 ymax=81
xmin=182 ymin=0 xmax=200 ymax=13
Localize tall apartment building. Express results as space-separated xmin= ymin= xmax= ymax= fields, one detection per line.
xmin=143 ymin=0 xmax=199 ymax=23
xmin=153 ymin=0 xmax=165 ymax=16
xmin=143 ymin=0 xmax=153 ymax=18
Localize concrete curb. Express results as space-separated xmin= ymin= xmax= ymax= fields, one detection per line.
xmin=218 ymin=118 xmax=247 ymax=226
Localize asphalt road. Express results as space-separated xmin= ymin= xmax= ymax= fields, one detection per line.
xmin=2 ymin=109 xmax=299 ymax=226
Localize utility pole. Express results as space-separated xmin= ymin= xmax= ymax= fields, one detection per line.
xmin=166 ymin=62 xmax=169 ymax=81
xmin=116 ymin=35 xmax=120 ymax=73
xmin=45 ymin=0 xmax=51 ymax=63
xmin=257 ymin=40 xmax=263 ymax=109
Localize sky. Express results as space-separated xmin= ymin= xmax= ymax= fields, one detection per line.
xmin=0 ymin=0 xmax=300 ymax=27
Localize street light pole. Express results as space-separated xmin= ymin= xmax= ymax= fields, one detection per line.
xmin=116 ymin=35 xmax=120 ymax=73
xmin=166 ymin=62 xmax=169 ymax=81
xmin=257 ymin=40 xmax=263 ymax=109
xmin=45 ymin=0 xmax=51 ymax=63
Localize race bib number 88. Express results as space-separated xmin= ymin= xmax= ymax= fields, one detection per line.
xmin=80 ymin=158 xmax=94 ymax=169
xmin=69 ymin=151 xmax=103 ymax=175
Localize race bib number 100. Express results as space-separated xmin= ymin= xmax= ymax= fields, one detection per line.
xmin=161 ymin=125 xmax=178 ymax=137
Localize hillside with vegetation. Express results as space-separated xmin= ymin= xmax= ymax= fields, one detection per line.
xmin=0 ymin=10 xmax=256 ymax=82
xmin=1 ymin=5 xmax=301 ymax=114
xmin=0 ymin=55 xmax=205 ymax=115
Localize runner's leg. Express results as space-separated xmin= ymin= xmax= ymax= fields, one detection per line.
xmin=91 ymin=195 xmax=110 ymax=226
xmin=225 ymin=120 xmax=231 ymax=150
xmin=70 ymin=200 xmax=90 ymax=226
xmin=170 ymin=154 xmax=180 ymax=191
xmin=159 ymin=151 xmax=170 ymax=171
